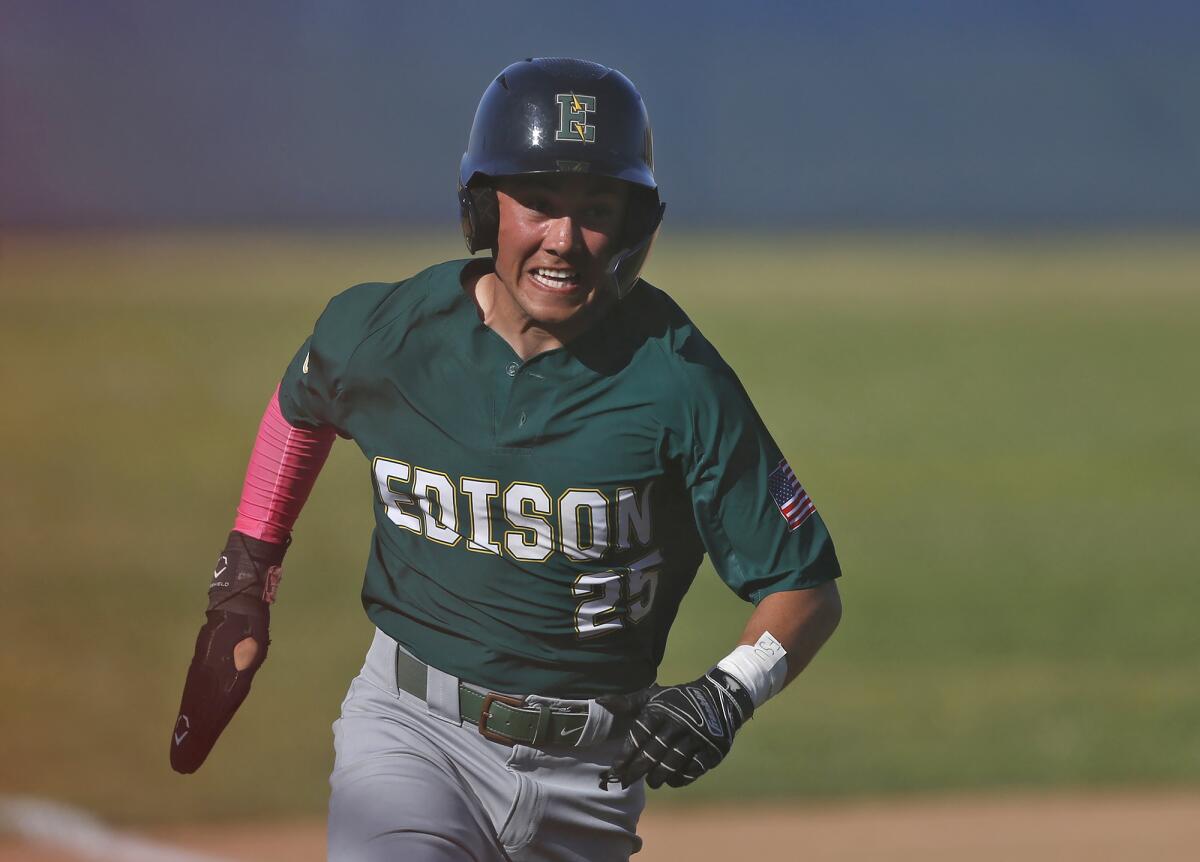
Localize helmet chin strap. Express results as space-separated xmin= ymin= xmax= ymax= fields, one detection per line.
xmin=606 ymin=202 xmax=666 ymax=299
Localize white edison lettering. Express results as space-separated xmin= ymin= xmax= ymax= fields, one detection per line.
xmin=412 ymin=468 xmax=460 ymax=546
xmin=573 ymin=572 xmax=624 ymax=638
xmin=373 ymin=457 xmax=422 ymax=535
xmin=503 ymin=482 xmax=554 ymax=562
xmin=558 ymin=489 xmax=610 ymax=561
xmin=616 ymin=484 xmax=653 ymax=550
xmin=460 ymin=477 xmax=501 ymax=555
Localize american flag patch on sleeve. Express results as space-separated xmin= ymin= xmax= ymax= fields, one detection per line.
xmin=768 ymin=459 xmax=816 ymax=531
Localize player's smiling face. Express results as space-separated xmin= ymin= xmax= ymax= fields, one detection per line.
xmin=491 ymin=173 xmax=628 ymax=342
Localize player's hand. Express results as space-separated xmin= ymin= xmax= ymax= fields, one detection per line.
xmin=606 ymin=667 xmax=754 ymax=789
xmin=170 ymin=532 xmax=285 ymax=774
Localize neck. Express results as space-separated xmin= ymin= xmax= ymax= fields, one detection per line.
xmin=469 ymin=270 xmax=607 ymax=361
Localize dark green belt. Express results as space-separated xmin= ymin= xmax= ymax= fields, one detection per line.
xmin=394 ymin=648 xmax=590 ymax=747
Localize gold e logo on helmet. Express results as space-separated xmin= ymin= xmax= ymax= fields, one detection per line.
xmin=555 ymin=93 xmax=596 ymax=143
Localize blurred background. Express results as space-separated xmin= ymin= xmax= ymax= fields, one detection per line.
xmin=3 ymin=1 xmax=1199 ymax=859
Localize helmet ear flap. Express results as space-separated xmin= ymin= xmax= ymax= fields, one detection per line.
xmin=459 ymin=184 xmax=499 ymax=254
xmin=608 ymin=200 xmax=665 ymax=299
xmin=621 ymin=188 xmax=664 ymax=249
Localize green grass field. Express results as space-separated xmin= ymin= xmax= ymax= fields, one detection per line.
xmin=2 ymin=229 xmax=1198 ymax=826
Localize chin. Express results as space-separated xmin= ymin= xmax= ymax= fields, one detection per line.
xmin=529 ymin=303 xmax=591 ymax=333
xmin=519 ymin=276 xmax=596 ymax=323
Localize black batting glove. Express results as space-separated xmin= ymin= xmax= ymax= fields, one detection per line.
xmin=170 ymin=531 xmax=286 ymax=774
xmin=606 ymin=667 xmax=754 ymax=790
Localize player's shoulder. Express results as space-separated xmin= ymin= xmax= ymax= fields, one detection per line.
xmin=314 ymin=259 xmax=470 ymax=351
xmin=623 ymin=279 xmax=739 ymax=394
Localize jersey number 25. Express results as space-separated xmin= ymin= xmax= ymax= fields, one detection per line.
xmin=572 ymin=549 xmax=663 ymax=638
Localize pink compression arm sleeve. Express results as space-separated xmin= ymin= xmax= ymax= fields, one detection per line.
xmin=233 ymin=386 xmax=336 ymax=544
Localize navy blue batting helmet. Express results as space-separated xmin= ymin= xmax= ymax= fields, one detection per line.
xmin=459 ymin=58 xmax=665 ymax=299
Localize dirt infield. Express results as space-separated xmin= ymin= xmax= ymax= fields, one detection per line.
xmin=3 ymin=791 xmax=1199 ymax=861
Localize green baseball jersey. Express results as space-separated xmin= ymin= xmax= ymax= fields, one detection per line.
xmin=278 ymin=259 xmax=839 ymax=697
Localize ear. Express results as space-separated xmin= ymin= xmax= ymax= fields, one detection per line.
xmin=459 ymin=184 xmax=499 ymax=253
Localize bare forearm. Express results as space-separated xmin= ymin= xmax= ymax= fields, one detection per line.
xmin=737 ymin=580 xmax=842 ymax=686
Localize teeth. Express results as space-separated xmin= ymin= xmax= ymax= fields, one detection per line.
xmin=534 ymin=267 xmax=577 ymax=281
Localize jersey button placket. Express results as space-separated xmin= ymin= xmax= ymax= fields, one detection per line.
xmin=496 ymin=359 xmax=546 ymax=447
xmin=495 ymin=360 xmax=523 ymax=445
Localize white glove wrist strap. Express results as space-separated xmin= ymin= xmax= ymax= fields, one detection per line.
xmin=716 ymin=631 xmax=788 ymax=709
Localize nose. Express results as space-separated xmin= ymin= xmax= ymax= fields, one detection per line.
xmin=543 ymin=214 xmax=582 ymax=256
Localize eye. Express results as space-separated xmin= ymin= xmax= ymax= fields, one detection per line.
xmin=583 ymin=201 xmax=623 ymax=224
xmin=526 ymin=196 xmax=551 ymax=214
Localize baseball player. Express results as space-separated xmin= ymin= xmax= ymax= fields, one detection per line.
xmin=170 ymin=58 xmax=842 ymax=861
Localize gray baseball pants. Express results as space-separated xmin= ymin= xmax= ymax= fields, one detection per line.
xmin=327 ymin=628 xmax=646 ymax=861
